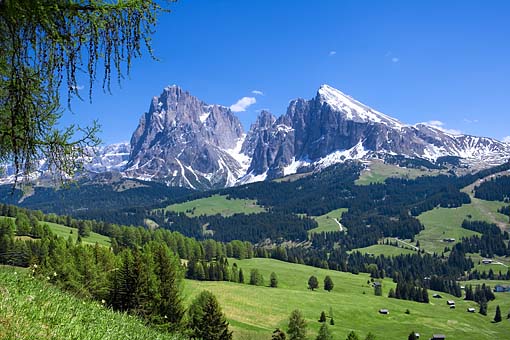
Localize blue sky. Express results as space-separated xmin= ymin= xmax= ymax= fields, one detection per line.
xmin=64 ymin=0 xmax=510 ymax=144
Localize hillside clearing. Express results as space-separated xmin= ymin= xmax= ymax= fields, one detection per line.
xmin=309 ymin=208 xmax=348 ymax=234
xmin=163 ymin=195 xmax=265 ymax=217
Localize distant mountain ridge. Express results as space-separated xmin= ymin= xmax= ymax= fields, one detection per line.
xmin=2 ymin=84 xmax=508 ymax=188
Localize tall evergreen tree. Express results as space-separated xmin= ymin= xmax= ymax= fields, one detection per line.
xmin=365 ymin=332 xmax=376 ymax=340
xmin=187 ymin=290 xmax=232 ymax=340
xmin=270 ymin=272 xmax=278 ymax=288
xmin=494 ymin=305 xmax=502 ymax=323
xmin=324 ymin=276 xmax=334 ymax=292
xmin=308 ymin=275 xmax=319 ymax=291
xmin=316 ymin=322 xmax=333 ymax=340
xmin=153 ymin=244 xmax=184 ymax=330
xmin=287 ymin=309 xmax=307 ymax=340
xmin=319 ymin=311 xmax=327 ymax=322
xmin=346 ymin=331 xmax=360 ymax=340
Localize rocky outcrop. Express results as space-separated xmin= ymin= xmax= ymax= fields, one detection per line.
xmin=124 ymin=86 xmax=248 ymax=189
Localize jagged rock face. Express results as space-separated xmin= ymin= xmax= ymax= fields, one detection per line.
xmin=125 ymin=86 xmax=246 ymax=189
xmin=243 ymin=84 xmax=510 ymax=179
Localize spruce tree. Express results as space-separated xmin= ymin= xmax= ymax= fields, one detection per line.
xmin=319 ymin=311 xmax=327 ymax=322
xmin=153 ymin=244 xmax=184 ymax=330
xmin=187 ymin=290 xmax=232 ymax=340
xmin=346 ymin=331 xmax=360 ymax=340
xmin=308 ymin=275 xmax=319 ymax=291
xmin=494 ymin=305 xmax=502 ymax=322
xmin=287 ymin=309 xmax=307 ymax=340
xmin=316 ymin=322 xmax=333 ymax=340
xmin=365 ymin=332 xmax=376 ymax=340
xmin=324 ymin=276 xmax=334 ymax=292
xmin=270 ymin=272 xmax=278 ymax=288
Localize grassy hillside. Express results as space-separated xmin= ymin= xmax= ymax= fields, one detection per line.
xmin=184 ymin=258 xmax=510 ymax=340
xmin=0 ymin=266 xmax=185 ymax=340
xmin=352 ymin=244 xmax=417 ymax=257
xmin=0 ymin=216 xmax=111 ymax=247
xmin=309 ymin=208 xmax=347 ymax=234
xmin=355 ymin=161 xmax=441 ymax=185
xmin=163 ymin=195 xmax=265 ymax=217
xmin=416 ymin=199 xmax=509 ymax=254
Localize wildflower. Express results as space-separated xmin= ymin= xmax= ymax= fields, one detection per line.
xmin=101 ymin=299 xmax=106 ymax=304
xmin=46 ymin=276 xmax=50 ymax=280
xmin=53 ymin=272 xmax=57 ymax=277
xmin=33 ymin=264 xmax=38 ymax=268
xmin=27 ymin=295 xmax=34 ymax=302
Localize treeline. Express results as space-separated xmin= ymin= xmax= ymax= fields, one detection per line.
xmin=388 ymin=281 xmax=429 ymax=303
xmin=474 ymin=175 xmax=510 ymax=202
xmin=0 ymin=179 xmax=192 ymax=216
xmin=150 ymin=210 xmax=317 ymax=243
xmin=457 ymin=220 xmax=510 ymax=258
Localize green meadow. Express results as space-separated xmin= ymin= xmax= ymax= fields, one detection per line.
xmin=163 ymin=195 xmax=265 ymax=217
xmin=309 ymin=208 xmax=348 ymax=234
xmin=184 ymin=258 xmax=510 ymax=340
xmin=0 ymin=216 xmax=111 ymax=247
xmin=352 ymin=244 xmax=417 ymax=257
xmin=355 ymin=161 xmax=442 ymax=185
xmin=416 ymin=198 xmax=509 ymax=255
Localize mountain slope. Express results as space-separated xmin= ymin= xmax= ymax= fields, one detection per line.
xmin=242 ymin=84 xmax=510 ymax=180
xmin=124 ymin=85 xmax=249 ymax=189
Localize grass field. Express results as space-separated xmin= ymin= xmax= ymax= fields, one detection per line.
xmin=163 ymin=195 xmax=265 ymax=217
xmin=0 ymin=266 xmax=184 ymax=340
xmin=309 ymin=208 xmax=347 ymax=234
xmin=416 ymin=198 xmax=509 ymax=254
xmin=355 ymin=161 xmax=442 ymax=185
xmin=184 ymin=258 xmax=510 ymax=340
xmin=0 ymin=216 xmax=111 ymax=247
xmin=468 ymin=253 xmax=510 ymax=275
xmin=352 ymin=244 xmax=417 ymax=257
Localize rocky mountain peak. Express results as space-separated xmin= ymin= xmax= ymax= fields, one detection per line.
xmin=125 ymin=86 xmax=247 ymax=189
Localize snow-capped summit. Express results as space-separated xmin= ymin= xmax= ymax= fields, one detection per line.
xmin=318 ymin=84 xmax=406 ymax=129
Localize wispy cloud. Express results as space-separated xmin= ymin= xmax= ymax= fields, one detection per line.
xmin=386 ymin=51 xmax=400 ymax=63
xmin=423 ymin=120 xmax=462 ymax=135
xmin=463 ymin=118 xmax=479 ymax=124
xmin=391 ymin=57 xmax=400 ymax=63
xmin=252 ymin=90 xmax=264 ymax=96
xmin=230 ymin=97 xmax=256 ymax=112
xmin=329 ymin=51 xmax=337 ymax=56
xmin=503 ymin=136 xmax=510 ymax=143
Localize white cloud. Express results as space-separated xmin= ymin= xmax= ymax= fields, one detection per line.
xmin=252 ymin=90 xmax=264 ymax=96
xmin=463 ymin=118 xmax=479 ymax=124
xmin=423 ymin=120 xmax=462 ymax=135
xmin=230 ymin=97 xmax=256 ymax=112
xmin=329 ymin=51 xmax=337 ymax=56
xmin=71 ymin=84 xmax=84 ymax=91
xmin=503 ymin=136 xmax=510 ymax=143
xmin=391 ymin=57 xmax=399 ymax=63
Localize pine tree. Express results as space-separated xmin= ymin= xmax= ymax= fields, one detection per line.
xmin=319 ymin=311 xmax=327 ymax=322
xmin=330 ymin=318 xmax=335 ymax=325
xmin=153 ymin=244 xmax=184 ymax=330
xmin=270 ymin=272 xmax=278 ymax=288
xmin=324 ymin=276 xmax=334 ymax=292
xmin=346 ymin=331 xmax=360 ymax=340
xmin=187 ymin=290 xmax=232 ymax=340
xmin=308 ymin=275 xmax=319 ymax=291
xmin=316 ymin=322 xmax=333 ymax=340
xmin=494 ymin=305 xmax=502 ymax=322
xmin=365 ymin=332 xmax=376 ymax=340
xmin=287 ymin=309 xmax=307 ymax=340
xmin=239 ymin=268 xmax=244 ymax=283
